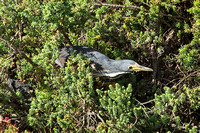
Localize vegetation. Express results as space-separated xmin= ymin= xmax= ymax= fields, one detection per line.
xmin=0 ymin=0 xmax=199 ymax=132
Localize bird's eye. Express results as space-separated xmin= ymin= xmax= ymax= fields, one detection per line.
xmin=129 ymin=66 xmax=133 ymax=69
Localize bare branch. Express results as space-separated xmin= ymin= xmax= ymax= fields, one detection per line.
xmin=96 ymin=113 xmax=106 ymax=126
xmin=135 ymin=99 xmax=149 ymax=118
xmin=17 ymin=17 xmax=22 ymax=42
xmin=141 ymin=99 xmax=155 ymax=105
xmin=175 ymin=69 xmax=200 ymax=87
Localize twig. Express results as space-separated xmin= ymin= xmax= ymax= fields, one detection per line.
xmin=141 ymin=1 xmax=150 ymax=7
xmin=17 ymin=17 xmax=22 ymax=42
xmin=11 ymin=31 xmax=19 ymax=42
xmin=177 ymin=64 xmax=186 ymax=77
xmin=96 ymin=113 xmax=106 ymax=125
xmin=128 ymin=114 xmax=139 ymax=132
xmin=87 ymin=111 xmax=97 ymax=128
xmin=175 ymin=69 xmax=200 ymax=87
xmin=135 ymin=33 xmax=148 ymax=47
xmin=134 ymin=126 xmax=142 ymax=133
xmin=132 ymin=114 xmax=138 ymax=127
xmin=164 ymin=78 xmax=179 ymax=86
xmin=135 ymin=99 xmax=149 ymax=118
xmin=141 ymin=99 xmax=155 ymax=105
xmin=6 ymin=52 xmax=16 ymax=60
xmin=0 ymin=37 xmax=16 ymax=51
xmin=79 ymin=100 xmax=86 ymax=131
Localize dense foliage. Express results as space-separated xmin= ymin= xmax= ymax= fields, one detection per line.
xmin=0 ymin=0 xmax=199 ymax=132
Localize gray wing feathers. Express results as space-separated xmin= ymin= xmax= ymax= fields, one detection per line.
xmin=55 ymin=46 xmax=110 ymax=70
xmin=55 ymin=58 xmax=65 ymax=68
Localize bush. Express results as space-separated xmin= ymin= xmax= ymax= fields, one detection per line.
xmin=0 ymin=0 xmax=199 ymax=132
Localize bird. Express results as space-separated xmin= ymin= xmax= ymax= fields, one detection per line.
xmin=55 ymin=46 xmax=153 ymax=78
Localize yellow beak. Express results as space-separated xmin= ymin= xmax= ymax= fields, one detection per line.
xmin=129 ymin=65 xmax=153 ymax=72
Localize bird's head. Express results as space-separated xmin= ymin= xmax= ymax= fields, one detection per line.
xmin=116 ymin=60 xmax=153 ymax=72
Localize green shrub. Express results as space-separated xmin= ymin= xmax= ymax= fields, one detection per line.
xmin=0 ymin=0 xmax=199 ymax=132
xmin=28 ymin=54 xmax=96 ymax=132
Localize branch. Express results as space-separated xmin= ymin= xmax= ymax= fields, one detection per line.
xmin=175 ymin=69 xmax=200 ymax=87
xmin=0 ymin=37 xmax=16 ymax=51
xmin=141 ymin=99 xmax=155 ymax=105
xmin=94 ymin=2 xmax=145 ymax=11
xmin=96 ymin=113 xmax=106 ymax=126
xmin=58 ymin=26 xmax=73 ymax=46
xmin=0 ymin=37 xmax=39 ymax=68
xmin=135 ymin=99 xmax=149 ymax=118
xmin=17 ymin=17 xmax=22 ymax=42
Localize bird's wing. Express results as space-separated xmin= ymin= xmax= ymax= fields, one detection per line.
xmin=55 ymin=46 xmax=111 ymax=69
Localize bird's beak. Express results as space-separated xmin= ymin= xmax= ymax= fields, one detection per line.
xmin=129 ymin=64 xmax=153 ymax=72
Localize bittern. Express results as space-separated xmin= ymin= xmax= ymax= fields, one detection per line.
xmin=55 ymin=46 xmax=153 ymax=78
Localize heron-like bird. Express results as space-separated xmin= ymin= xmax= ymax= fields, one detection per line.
xmin=55 ymin=46 xmax=153 ymax=78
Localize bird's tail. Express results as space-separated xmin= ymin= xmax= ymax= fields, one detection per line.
xmin=55 ymin=56 xmax=66 ymax=68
